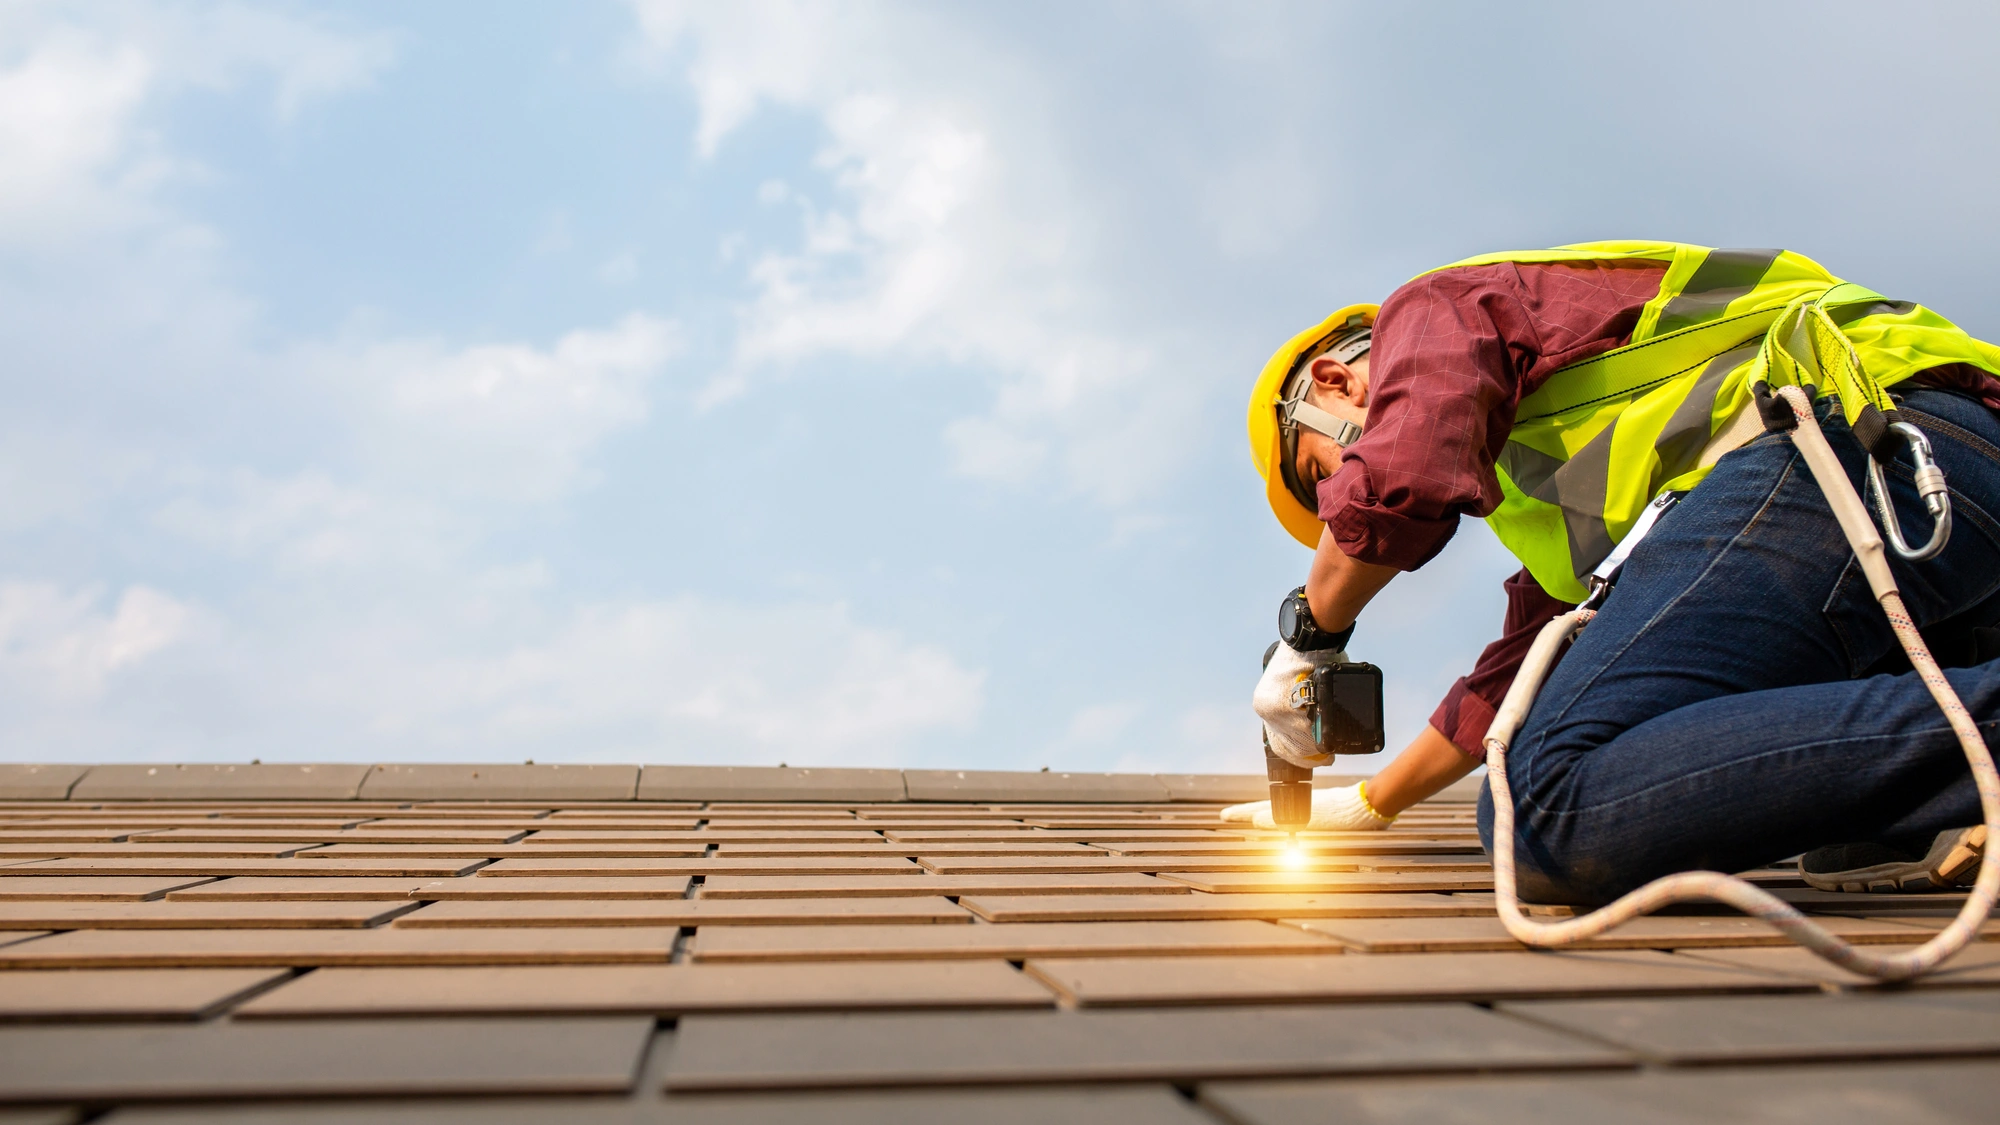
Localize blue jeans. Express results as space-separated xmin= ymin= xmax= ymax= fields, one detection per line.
xmin=1477 ymin=387 xmax=2000 ymax=904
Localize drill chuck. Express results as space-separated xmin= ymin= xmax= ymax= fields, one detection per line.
xmin=1263 ymin=731 xmax=1314 ymax=829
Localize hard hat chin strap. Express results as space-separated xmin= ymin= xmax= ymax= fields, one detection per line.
xmin=1288 ymin=398 xmax=1363 ymax=447
xmin=1273 ymin=324 xmax=1370 ymax=512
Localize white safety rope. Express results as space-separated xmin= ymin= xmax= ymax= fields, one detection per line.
xmin=1484 ymin=384 xmax=2000 ymax=981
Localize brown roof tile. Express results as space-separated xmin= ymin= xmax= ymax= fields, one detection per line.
xmin=3 ymin=767 xmax=1994 ymax=1115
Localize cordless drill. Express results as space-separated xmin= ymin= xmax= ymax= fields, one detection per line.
xmin=1263 ymin=587 xmax=1386 ymax=829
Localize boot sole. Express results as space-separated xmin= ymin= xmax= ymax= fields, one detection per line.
xmin=1800 ymin=825 xmax=1985 ymax=894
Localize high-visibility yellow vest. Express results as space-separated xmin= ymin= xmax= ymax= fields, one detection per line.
xmin=1432 ymin=242 xmax=2000 ymax=602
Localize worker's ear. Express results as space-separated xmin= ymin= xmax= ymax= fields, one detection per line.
xmin=1308 ymin=355 xmax=1366 ymax=407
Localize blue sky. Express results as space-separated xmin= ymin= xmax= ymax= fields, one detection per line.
xmin=4 ymin=1 xmax=1998 ymax=770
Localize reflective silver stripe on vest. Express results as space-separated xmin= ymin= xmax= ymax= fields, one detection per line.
xmin=1830 ymin=299 xmax=1916 ymax=328
xmin=1497 ymin=252 xmax=1785 ymax=579
xmin=1500 ymin=343 xmax=1759 ymax=581
xmin=1498 ymin=425 xmax=1615 ymax=580
xmin=1652 ymin=342 xmax=1760 ymax=479
xmin=1655 ymin=248 xmax=1783 ymax=334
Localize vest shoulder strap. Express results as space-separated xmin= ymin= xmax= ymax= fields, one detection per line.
xmin=1414 ymin=242 xmax=1681 ymax=280
xmin=1520 ymin=286 xmax=1893 ymax=422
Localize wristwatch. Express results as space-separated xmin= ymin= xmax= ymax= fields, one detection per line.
xmin=1278 ymin=585 xmax=1354 ymax=653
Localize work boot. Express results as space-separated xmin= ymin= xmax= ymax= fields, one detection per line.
xmin=1798 ymin=825 xmax=1986 ymax=893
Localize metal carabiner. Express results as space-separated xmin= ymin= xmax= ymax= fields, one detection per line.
xmin=1865 ymin=421 xmax=1952 ymax=561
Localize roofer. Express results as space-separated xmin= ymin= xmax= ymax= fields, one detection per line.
xmin=1232 ymin=242 xmax=2000 ymax=903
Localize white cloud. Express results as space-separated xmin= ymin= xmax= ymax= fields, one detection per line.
xmin=1054 ymin=701 xmax=1140 ymax=750
xmin=169 ymin=2 xmax=400 ymax=120
xmin=151 ymin=468 xmax=432 ymax=573
xmin=628 ymin=0 xmax=848 ymax=158
xmin=436 ymin=597 xmax=984 ymax=762
xmin=0 ymin=3 xmax=396 ymax=240
xmin=320 ymin=312 xmax=680 ymax=503
xmin=0 ymin=31 xmax=153 ymax=238
xmin=0 ymin=4 xmax=395 ymax=475
xmin=149 ymin=312 xmax=677 ymax=583
xmin=0 ymin=585 xmax=981 ymax=764
xmin=0 ymin=582 xmax=193 ymax=703
xmin=98 ymin=301 xmax=986 ymax=762
xmin=1107 ymin=702 xmax=1261 ymax=777
xmin=598 ymin=250 xmax=641 ymax=285
xmin=632 ymin=1 xmax=1203 ymax=507
xmin=0 ymin=7 xmax=982 ymax=765
xmin=942 ymin=415 xmax=1047 ymax=484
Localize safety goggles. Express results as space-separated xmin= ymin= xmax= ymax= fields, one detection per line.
xmin=1276 ymin=328 xmax=1370 ymax=511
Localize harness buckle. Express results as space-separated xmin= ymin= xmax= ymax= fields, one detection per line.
xmin=1865 ymin=421 xmax=1952 ymax=561
xmin=1580 ymin=574 xmax=1615 ymax=613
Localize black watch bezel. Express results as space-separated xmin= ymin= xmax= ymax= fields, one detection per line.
xmin=1279 ymin=586 xmax=1353 ymax=652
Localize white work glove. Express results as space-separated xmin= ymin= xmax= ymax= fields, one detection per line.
xmin=1253 ymin=640 xmax=1333 ymax=769
xmin=1220 ymin=781 xmax=1395 ymax=831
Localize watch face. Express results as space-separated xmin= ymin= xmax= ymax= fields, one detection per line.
xmin=1278 ymin=596 xmax=1305 ymax=644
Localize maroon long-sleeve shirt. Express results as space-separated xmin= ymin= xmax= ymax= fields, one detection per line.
xmin=1317 ymin=257 xmax=2000 ymax=757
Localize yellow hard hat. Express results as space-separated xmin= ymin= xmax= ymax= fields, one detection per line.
xmin=1247 ymin=303 xmax=1379 ymax=548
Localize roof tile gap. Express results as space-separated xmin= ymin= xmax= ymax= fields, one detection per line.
xmin=210 ymin=965 xmax=312 ymax=1019
xmin=1486 ymin=997 xmax=1664 ymax=1056
xmin=631 ymin=1020 xmax=679 ymax=1097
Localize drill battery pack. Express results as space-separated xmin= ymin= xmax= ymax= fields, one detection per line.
xmin=1299 ymin=656 xmax=1385 ymax=757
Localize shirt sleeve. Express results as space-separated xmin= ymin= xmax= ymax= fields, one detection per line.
xmin=1316 ymin=259 xmax=1663 ymax=570
xmin=1428 ymin=568 xmax=1578 ymax=758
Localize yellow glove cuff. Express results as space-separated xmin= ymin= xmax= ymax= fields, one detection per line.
xmin=1356 ymin=780 xmax=1395 ymax=824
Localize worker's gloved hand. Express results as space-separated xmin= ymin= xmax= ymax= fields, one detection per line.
xmin=1219 ymin=782 xmax=1394 ymax=831
xmin=1253 ymin=640 xmax=1332 ymax=769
